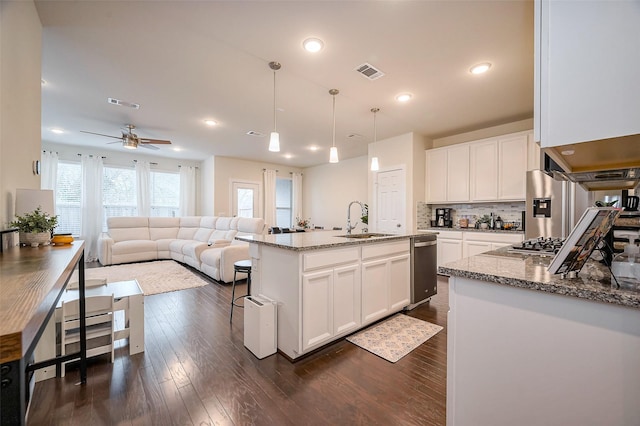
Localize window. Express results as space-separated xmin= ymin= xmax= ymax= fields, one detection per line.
xmin=276 ymin=177 xmax=292 ymax=228
xmin=102 ymin=166 xmax=136 ymax=231
xmin=150 ymin=171 xmax=179 ymax=217
xmin=55 ymin=161 xmax=82 ymax=236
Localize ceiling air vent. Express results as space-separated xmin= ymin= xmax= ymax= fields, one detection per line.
xmin=107 ymin=97 xmax=140 ymax=109
xmin=246 ymin=131 xmax=264 ymax=137
xmin=355 ymin=63 xmax=385 ymax=81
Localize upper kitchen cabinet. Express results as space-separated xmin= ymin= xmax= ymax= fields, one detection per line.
xmin=534 ymin=0 xmax=640 ymax=148
xmin=426 ymin=144 xmax=470 ymax=203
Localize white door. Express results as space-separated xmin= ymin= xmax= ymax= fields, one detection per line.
xmin=302 ymin=269 xmax=333 ymax=351
xmin=231 ymin=181 xmax=260 ymax=218
xmin=376 ymin=168 xmax=405 ymax=234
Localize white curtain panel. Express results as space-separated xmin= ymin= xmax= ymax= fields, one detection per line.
xmin=40 ymin=151 xmax=58 ymax=192
xmin=135 ymin=160 xmax=151 ymax=216
xmin=179 ymin=166 xmax=196 ymax=216
xmin=292 ymin=172 xmax=303 ymax=221
xmin=263 ymin=169 xmax=277 ymax=227
xmin=80 ymin=155 xmax=104 ymax=262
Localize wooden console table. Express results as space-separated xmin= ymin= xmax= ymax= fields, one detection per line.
xmin=0 ymin=241 xmax=86 ymax=425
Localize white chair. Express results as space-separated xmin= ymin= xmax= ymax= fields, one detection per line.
xmin=60 ymin=294 xmax=115 ymax=377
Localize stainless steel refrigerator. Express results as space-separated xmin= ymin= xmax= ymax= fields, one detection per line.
xmin=525 ymin=170 xmax=590 ymax=239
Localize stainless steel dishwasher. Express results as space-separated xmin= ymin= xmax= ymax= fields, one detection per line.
xmin=407 ymin=233 xmax=438 ymax=310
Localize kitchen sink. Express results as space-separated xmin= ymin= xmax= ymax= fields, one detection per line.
xmin=336 ymin=233 xmax=392 ymax=239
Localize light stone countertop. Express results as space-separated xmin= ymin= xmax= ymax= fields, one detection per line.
xmin=439 ymin=249 xmax=640 ymax=309
xmin=419 ymin=227 xmax=524 ymax=234
xmin=236 ymin=230 xmax=435 ymax=252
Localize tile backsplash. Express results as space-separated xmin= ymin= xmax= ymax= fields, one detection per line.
xmin=417 ymin=201 xmax=525 ymax=230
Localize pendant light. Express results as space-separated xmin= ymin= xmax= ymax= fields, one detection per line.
xmin=370 ymin=107 xmax=380 ymax=171
xmin=268 ymin=61 xmax=281 ymax=152
xmin=329 ymin=89 xmax=339 ymax=163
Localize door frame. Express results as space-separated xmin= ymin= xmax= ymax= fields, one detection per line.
xmin=372 ymin=164 xmax=406 ymax=234
xmin=229 ymin=179 xmax=262 ymax=218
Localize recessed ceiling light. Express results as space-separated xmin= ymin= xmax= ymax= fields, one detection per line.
xmin=395 ymin=93 xmax=413 ymax=102
xmin=470 ymin=62 xmax=492 ymax=74
xmin=41 ymin=79 xmax=47 ymax=85
xmin=204 ymin=119 xmax=217 ymax=126
xmin=561 ymin=149 xmax=575 ymax=156
xmin=303 ymin=37 xmax=324 ymax=53
xmin=173 ymin=147 xmax=182 ymax=152
xmin=309 ymin=146 xmax=319 ymax=151
xmin=51 ymin=128 xmax=64 ymax=134
xmin=284 ymin=154 xmax=292 ymax=159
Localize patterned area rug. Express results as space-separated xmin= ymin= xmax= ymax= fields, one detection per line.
xmin=347 ymin=314 xmax=443 ymax=363
xmin=73 ymin=260 xmax=210 ymax=296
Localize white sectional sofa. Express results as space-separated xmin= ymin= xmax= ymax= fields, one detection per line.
xmin=97 ymin=216 xmax=265 ymax=283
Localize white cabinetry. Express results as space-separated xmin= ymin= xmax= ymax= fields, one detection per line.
xmin=302 ymin=262 xmax=360 ymax=351
xmin=426 ymin=148 xmax=448 ymax=203
xmin=447 ymin=144 xmax=470 ymax=202
xmin=361 ymin=241 xmax=410 ymax=325
xmin=436 ymin=230 xmax=463 ymax=268
xmin=535 ymin=0 xmax=640 ymax=147
xmin=462 ymin=232 xmax=524 ymax=258
xmin=427 ymin=131 xmax=530 ymax=204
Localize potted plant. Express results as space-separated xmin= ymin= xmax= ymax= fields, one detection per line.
xmin=361 ymin=204 xmax=369 ymax=232
xmin=296 ymin=216 xmax=311 ymax=230
xmin=10 ymin=206 xmax=59 ymax=247
xmin=475 ymin=214 xmax=492 ymax=230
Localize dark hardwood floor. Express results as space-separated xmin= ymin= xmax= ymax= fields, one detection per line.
xmin=28 ymin=269 xmax=449 ymax=425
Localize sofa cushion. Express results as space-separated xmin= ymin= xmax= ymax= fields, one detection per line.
xmin=236 ymin=217 xmax=265 ymax=235
xmin=208 ymin=229 xmax=237 ymax=245
xmin=149 ymin=217 xmax=180 ymax=240
xmin=156 ymin=238 xmax=176 ymax=259
xmin=177 ymin=216 xmax=201 ymax=239
xmin=215 ymin=217 xmax=234 ymax=231
xmin=107 ymin=217 xmax=150 ymax=242
xmin=193 ymin=228 xmax=214 ymax=242
xmin=182 ymin=241 xmax=210 ymax=265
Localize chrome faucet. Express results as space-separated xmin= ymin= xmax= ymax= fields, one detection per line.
xmin=346 ymin=200 xmax=365 ymax=234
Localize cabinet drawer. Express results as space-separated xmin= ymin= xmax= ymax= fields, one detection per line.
xmin=303 ymin=247 xmax=360 ymax=272
xmin=361 ymin=240 xmax=410 ymax=261
xmin=436 ymin=230 xmax=463 ymax=240
xmin=464 ymin=232 xmax=523 ymax=244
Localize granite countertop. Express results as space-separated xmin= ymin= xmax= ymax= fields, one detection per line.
xmin=439 ymin=249 xmax=640 ymax=309
xmin=236 ymin=230 xmax=432 ymax=252
xmin=419 ymin=227 xmax=524 ymax=234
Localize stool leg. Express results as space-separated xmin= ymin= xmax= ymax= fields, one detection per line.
xmin=230 ymin=269 xmax=237 ymax=322
xmin=247 ymin=271 xmax=251 ymax=297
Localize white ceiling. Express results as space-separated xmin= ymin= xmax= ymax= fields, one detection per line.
xmin=36 ymin=0 xmax=534 ymax=168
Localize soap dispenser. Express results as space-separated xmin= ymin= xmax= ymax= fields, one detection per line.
xmin=611 ymin=233 xmax=640 ymax=287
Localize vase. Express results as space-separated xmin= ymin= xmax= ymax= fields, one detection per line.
xmin=20 ymin=232 xmax=51 ymax=247
xmin=479 ymin=223 xmax=489 ymax=230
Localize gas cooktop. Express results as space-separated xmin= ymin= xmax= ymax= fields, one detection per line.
xmin=510 ymin=237 xmax=565 ymax=255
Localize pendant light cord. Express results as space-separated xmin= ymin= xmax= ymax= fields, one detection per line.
xmin=273 ymin=70 xmax=277 ymax=132
xmin=332 ymin=94 xmax=336 ymax=147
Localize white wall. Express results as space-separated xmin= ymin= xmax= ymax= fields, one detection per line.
xmin=214 ymin=156 xmax=302 ymax=217
xmin=303 ymin=155 xmax=368 ymax=230
xmin=367 ymin=132 xmax=429 ymax=232
xmin=1 ymin=0 xmax=42 ymax=227
xmin=433 ymin=118 xmax=533 ymax=148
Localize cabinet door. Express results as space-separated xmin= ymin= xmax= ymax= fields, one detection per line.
xmin=470 ymin=140 xmax=498 ymax=201
xmin=498 ymin=134 xmax=528 ymax=200
xmin=447 ymin=144 xmax=470 ymax=202
xmin=426 ymin=149 xmax=448 ymax=203
xmin=333 ymin=264 xmax=361 ymax=336
xmin=463 ymin=241 xmax=492 ymax=258
xmin=536 ymin=1 xmax=640 ymax=147
xmin=361 ymin=258 xmax=389 ymax=325
xmin=388 ymin=253 xmax=410 ymax=312
xmin=437 ymin=239 xmax=463 ymax=267
xmin=302 ymin=269 xmax=333 ymax=351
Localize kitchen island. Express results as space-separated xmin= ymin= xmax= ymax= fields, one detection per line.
xmin=440 ymin=250 xmax=640 ymax=426
xmin=236 ymin=231 xmax=426 ymax=360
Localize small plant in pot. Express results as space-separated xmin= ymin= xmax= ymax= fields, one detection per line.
xmin=475 ymin=214 xmax=492 ymax=230
xmin=10 ymin=206 xmax=59 ymax=247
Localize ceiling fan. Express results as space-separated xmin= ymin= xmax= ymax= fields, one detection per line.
xmin=80 ymin=124 xmax=171 ymax=150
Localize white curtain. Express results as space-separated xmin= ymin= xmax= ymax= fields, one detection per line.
xmin=41 ymin=151 xmax=58 ymax=192
xmin=135 ymin=160 xmax=151 ymax=216
xmin=80 ymin=155 xmax=104 ymax=262
xmin=179 ymin=166 xmax=196 ymax=216
xmin=292 ymin=172 xmax=303 ymax=222
xmin=263 ymin=169 xmax=277 ymax=227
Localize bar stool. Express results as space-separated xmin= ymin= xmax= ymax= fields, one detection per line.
xmin=230 ymin=259 xmax=252 ymax=322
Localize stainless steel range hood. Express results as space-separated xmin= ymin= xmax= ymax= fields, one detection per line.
xmin=543 ymin=134 xmax=640 ymax=191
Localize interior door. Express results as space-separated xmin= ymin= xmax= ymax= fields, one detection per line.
xmin=376 ymin=168 xmax=406 ymax=234
xmin=231 ymin=181 xmax=260 ymax=218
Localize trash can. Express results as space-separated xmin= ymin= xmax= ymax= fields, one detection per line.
xmin=244 ymin=295 xmax=277 ymax=359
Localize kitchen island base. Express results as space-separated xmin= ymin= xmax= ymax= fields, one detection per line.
xmin=447 ymin=275 xmax=640 ymax=426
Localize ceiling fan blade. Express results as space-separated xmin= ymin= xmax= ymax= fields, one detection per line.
xmin=139 ymin=143 xmax=160 ymax=150
xmin=139 ymin=138 xmax=172 ymax=145
xmin=80 ymin=130 xmax=123 ymax=140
